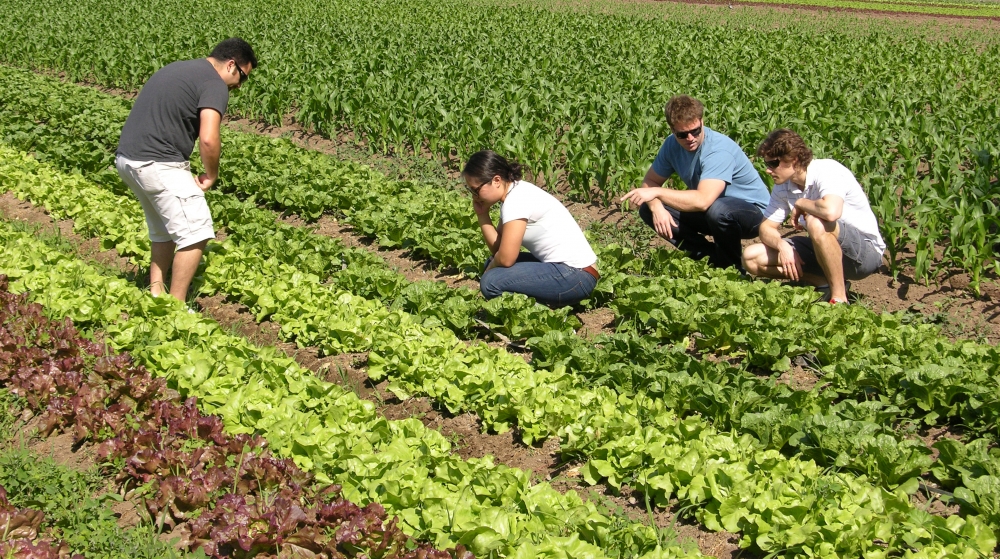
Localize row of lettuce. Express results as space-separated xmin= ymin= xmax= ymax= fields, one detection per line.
xmin=0 ymin=281 xmax=468 ymax=558
xmin=1 ymin=124 xmax=999 ymax=557
xmin=0 ymin=223 xmax=704 ymax=558
xmin=2 ymin=66 xmax=999 ymax=473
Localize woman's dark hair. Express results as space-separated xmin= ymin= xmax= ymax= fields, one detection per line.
xmin=757 ymin=129 xmax=813 ymax=169
xmin=462 ymin=150 xmax=524 ymax=184
xmin=210 ymin=37 xmax=258 ymax=69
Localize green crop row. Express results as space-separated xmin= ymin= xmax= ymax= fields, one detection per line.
xmin=2 ymin=66 xmax=998 ymax=446
xmin=3 ymin=62 xmax=1000 ymax=487
xmin=4 ymin=142 xmax=1000 ymax=559
xmin=0 ymin=219 xmax=705 ymax=559
xmin=1 ymin=0 xmax=999 ymax=286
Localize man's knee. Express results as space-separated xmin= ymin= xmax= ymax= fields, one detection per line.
xmin=741 ymin=243 xmax=765 ymax=275
xmin=705 ymin=200 xmax=761 ymax=237
xmin=804 ymin=214 xmax=835 ymax=237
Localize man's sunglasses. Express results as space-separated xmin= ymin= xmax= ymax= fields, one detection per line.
xmin=674 ymin=125 xmax=702 ymax=140
xmin=763 ymin=158 xmax=781 ymax=169
xmin=233 ymin=61 xmax=248 ymax=83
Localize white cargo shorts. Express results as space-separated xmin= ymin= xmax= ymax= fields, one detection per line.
xmin=115 ymin=155 xmax=215 ymax=249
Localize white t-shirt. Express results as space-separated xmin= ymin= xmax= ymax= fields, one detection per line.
xmin=499 ymin=181 xmax=597 ymax=269
xmin=764 ymin=159 xmax=886 ymax=253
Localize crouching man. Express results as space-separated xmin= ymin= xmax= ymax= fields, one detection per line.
xmin=742 ymin=129 xmax=885 ymax=303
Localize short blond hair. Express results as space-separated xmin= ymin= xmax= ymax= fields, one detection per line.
xmin=664 ymin=95 xmax=704 ymax=128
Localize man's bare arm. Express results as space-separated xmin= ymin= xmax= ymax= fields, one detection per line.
xmin=794 ymin=195 xmax=844 ymax=222
xmin=197 ymin=108 xmax=222 ymax=190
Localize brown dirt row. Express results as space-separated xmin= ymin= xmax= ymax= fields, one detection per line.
xmin=0 ymin=192 xmax=747 ymax=558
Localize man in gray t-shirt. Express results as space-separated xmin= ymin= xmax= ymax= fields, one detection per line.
xmin=116 ymin=38 xmax=257 ymax=303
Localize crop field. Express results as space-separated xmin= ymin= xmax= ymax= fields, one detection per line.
xmin=0 ymin=0 xmax=999 ymax=557
xmin=2 ymin=0 xmax=1000 ymax=287
xmin=730 ymin=0 xmax=1000 ymax=17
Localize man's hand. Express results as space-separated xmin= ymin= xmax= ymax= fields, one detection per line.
xmin=196 ymin=173 xmax=215 ymax=192
xmin=777 ymin=242 xmax=803 ymax=281
xmin=791 ymin=205 xmax=805 ymax=230
xmin=649 ymin=203 xmax=678 ymax=239
xmin=620 ymin=187 xmax=662 ymax=208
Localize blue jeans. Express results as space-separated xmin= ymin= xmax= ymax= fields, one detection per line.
xmin=639 ymin=197 xmax=763 ymax=270
xmin=480 ymin=253 xmax=597 ymax=307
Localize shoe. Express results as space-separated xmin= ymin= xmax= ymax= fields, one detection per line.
xmin=814 ymin=281 xmax=851 ymax=303
xmin=827 ymin=298 xmax=849 ymax=305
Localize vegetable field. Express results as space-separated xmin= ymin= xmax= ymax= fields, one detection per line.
xmin=1 ymin=0 xmax=999 ymax=287
xmin=1 ymin=0 xmax=1000 ymax=556
xmin=1 ymin=58 xmax=1000 ymax=557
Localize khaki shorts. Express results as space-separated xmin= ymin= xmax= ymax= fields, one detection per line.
xmin=116 ymin=155 xmax=215 ymax=249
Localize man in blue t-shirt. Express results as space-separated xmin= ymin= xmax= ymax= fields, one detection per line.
xmin=621 ymin=95 xmax=770 ymax=271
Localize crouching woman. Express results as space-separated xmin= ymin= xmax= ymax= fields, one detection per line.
xmin=463 ymin=150 xmax=599 ymax=307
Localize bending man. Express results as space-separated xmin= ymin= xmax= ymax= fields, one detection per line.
xmin=620 ymin=95 xmax=770 ymax=271
xmin=116 ymin=37 xmax=258 ymax=302
xmin=742 ymin=129 xmax=885 ymax=303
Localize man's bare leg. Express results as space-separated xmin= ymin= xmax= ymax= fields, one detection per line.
xmin=743 ymin=243 xmax=807 ymax=281
xmin=169 ymin=239 xmax=209 ymax=302
xmin=805 ymin=216 xmax=847 ymax=302
xmin=150 ymin=241 xmax=175 ymax=297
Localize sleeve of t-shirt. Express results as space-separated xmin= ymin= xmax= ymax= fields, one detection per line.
xmin=699 ymin=148 xmax=736 ymax=185
xmin=198 ymin=79 xmax=229 ymax=117
xmin=813 ymin=163 xmax=853 ymax=201
xmin=500 ymin=189 xmax=533 ymax=224
xmin=763 ymin=186 xmax=788 ymax=223
xmin=650 ymin=139 xmax=675 ymax=179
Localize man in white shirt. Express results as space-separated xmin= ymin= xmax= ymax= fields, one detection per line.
xmin=742 ymin=129 xmax=885 ymax=304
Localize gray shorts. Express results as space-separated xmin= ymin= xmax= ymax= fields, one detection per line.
xmin=115 ymin=155 xmax=215 ymax=249
xmin=787 ymin=220 xmax=883 ymax=280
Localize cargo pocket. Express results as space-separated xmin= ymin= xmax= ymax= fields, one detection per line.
xmin=178 ymin=194 xmax=214 ymax=233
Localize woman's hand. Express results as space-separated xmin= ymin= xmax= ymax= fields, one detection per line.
xmin=473 ymin=198 xmax=493 ymax=218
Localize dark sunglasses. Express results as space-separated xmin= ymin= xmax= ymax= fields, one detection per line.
xmin=764 ymin=158 xmax=781 ymax=169
xmin=674 ymin=125 xmax=702 ymax=140
xmin=467 ymin=179 xmax=491 ymax=197
xmin=233 ymin=61 xmax=248 ymax=83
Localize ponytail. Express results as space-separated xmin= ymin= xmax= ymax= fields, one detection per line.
xmin=462 ymin=150 xmax=525 ymax=184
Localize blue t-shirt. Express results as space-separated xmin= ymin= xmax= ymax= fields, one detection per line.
xmin=651 ymin=127 xmax=770 ymax=210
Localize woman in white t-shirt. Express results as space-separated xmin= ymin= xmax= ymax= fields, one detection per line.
xmin=462 ymin=150 xmax=599 ymax=307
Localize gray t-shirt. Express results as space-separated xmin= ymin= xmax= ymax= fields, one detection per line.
xmin=117 ymin=59 xmax=229 ymax=162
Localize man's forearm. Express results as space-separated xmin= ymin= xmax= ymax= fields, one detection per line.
xmin=199 ymin=141 xmax=221 ymax=180
xmin=794 ymin=198 xmax=840 ymax=222
xmin=759 ymin=223 xmax=785 ymax=251
xmin=654 ymin=188 xmax=711 ymax=213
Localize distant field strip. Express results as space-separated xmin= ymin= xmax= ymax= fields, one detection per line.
xmin=724 ymin=0 xmax=1000 ymax=17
